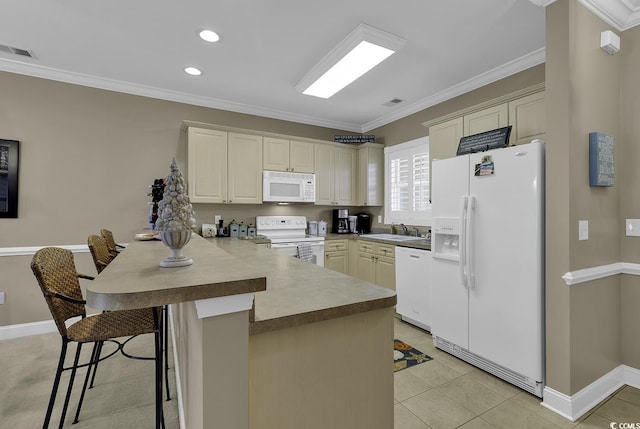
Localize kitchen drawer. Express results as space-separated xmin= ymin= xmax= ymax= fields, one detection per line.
xmin=376 ymin=243 xmax=395 ymax=258
xmin=358 ymin=241 xmax=375 ymax=254
xmin=325 ymin=239 xmax=348 ymax=252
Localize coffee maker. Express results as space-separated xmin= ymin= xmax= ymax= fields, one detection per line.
xmin=332 ymin=208 xmax=350 ymax=234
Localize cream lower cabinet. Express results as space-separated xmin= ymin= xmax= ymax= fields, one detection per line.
xmin=187 ymin=127 xmax=263 ymax=204
xmin=324 ymin=239 xmax=349 ymax=274
xmin=315 ymin=144 xmax=356 ymax=206
xmin=355 ymin=241 xmax=396 ymax=291
xmin=263 ymin=137 xmax=314 ymax=173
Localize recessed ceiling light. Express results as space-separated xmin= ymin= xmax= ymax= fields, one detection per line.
xmin=184 ymin=67 xmax=202 ymax=76
xmin=296 ymin=24 xmax=405 ymax=99
xmin=199 ymin=29 xmax=220 ymax=43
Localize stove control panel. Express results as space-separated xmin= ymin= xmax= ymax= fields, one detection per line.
xmin=256 ymin=216 xmax=308 ymax=231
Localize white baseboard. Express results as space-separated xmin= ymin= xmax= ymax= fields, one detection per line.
xmin=0 ymin=319 xmax=58 ymax=341
xmin=542 ymin=365 xmax=640 ymax=421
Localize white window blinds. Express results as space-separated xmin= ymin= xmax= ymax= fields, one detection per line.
xmin=384 ymin=137 xmax=432 ymax=226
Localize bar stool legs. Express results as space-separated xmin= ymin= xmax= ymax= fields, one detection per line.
xmin=164 ymin=304 xmax=171 ymax=401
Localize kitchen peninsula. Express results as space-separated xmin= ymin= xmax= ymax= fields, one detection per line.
xmin=86 ymin=234 xmax=396 ymax=429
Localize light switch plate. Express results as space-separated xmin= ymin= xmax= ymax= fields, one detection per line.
xmin=0 ymin=292 xmax=5 ymax=305
xmin=378 ymin=215 xmax=382 ymax=223
xmin=579 ymin=220 xmax=589 ymax=241
xmin=626 ymin=219 xmax=640 ymax=236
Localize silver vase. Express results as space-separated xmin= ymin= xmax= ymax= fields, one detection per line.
xmin=159 ymin=230 xmax=193 ymax=267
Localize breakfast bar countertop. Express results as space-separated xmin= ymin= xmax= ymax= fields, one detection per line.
xmin=86 ymin=233 xmax=396 ymax=336
xmin=212 ymin=237 xmax=397 ymax=335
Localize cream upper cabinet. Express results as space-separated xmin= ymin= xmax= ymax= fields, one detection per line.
xmin=187 ymin=128 xmax=228 ymax=203
xmin=463 ymin=103 xmax=508 ymax=136
xmin=289 ymin=140 xmax=314 ymax=173
xmin=227 ymin=133 xmax=263 ymax=204
xmin=334 ymin=146 xmax=357 ymax=205
xmin=263 ymin=137 xmax=314 ymax=173
xmin=508 ymin=91 xmax=546 ymax=145
xmin=314 ymin=144 xmax=334 ymax=205
xmin=314 ymin=144 xmax=356 ymax=206
xmin=429 ymin=117 xmax=463 ymax=163
xmin=428 ymin=90 xmax=546 ymax=164
xmin=357 ymin=145 xmax=383 ymax=206
xmin=187 ymin=127 xmax=262 ymax=204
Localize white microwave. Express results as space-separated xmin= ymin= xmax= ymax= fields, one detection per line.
xmin=263 ymin=171 xmax=316 ymax=203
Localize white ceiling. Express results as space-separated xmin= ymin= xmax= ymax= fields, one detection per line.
xmin=0 ymin=1 xmax=637 ymax=133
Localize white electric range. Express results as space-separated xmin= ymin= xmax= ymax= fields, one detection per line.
xmin=256 ymin=215 xmax=325 ymax=267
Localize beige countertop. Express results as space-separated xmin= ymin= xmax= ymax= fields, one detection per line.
xmin=324 ymin=232 xmax=431 ymax=251
xmin=86 ymin=233 xmax=396 ymax=336
xmin=212 ymin=238 xmax=397 ymax=335
xmin=86 ymin=234 xmax=267 ymax=312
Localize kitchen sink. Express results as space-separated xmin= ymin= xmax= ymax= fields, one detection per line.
xmin=361 ymin=234 xmax=425 ymax=242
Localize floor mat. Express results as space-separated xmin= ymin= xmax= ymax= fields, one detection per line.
xmin=394 ymin=339 xmax=432 ymax=372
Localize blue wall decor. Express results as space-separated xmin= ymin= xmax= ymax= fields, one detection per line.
xmin=589 ymin=132 xmax=615 ymax=187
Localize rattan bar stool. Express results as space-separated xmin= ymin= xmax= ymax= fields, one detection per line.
xmin=89 ymin=233 xmax=172 ymax=401
xmin=100 ymin=228 xmax=125 ymax=257
xmin=31 ymin=247 xmax=164 ymax=429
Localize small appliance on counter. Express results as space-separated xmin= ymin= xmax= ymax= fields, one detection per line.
xmin=332 ymin=209 xmax=350 ymax=234
xmin=356 ymin=212 xmax=372 ymax=234
xmin=348 ymin=216 xmax=358 ymax=234
xmin=318 ymin=220 xmax=327 ymax=237
xmin=202 ymin=223 xmax=217 ymax=238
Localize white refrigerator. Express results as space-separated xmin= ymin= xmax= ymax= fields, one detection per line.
xmin=430 ymin=140 xmax=544 ymax=397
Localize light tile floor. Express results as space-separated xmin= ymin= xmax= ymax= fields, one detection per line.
xmin=393 ymin=317 xmax=640 ymax=429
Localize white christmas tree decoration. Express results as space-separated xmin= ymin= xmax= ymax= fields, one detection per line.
xmin=155 ymin=159 xmax=196 ymax=267
xmin=154 ymin=159 xmax=197 ymax=232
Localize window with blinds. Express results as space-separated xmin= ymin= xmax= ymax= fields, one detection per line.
xmin=384 ymin=137 xmax=432 ymax=226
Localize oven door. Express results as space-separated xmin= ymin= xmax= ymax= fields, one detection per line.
xmin=269 ymin=241 xmax=325 ymax=267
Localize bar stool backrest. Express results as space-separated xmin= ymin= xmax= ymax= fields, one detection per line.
xmin=31 ymin=247 xmax=86 ymax=337
xmin=87 ymin=235 xmax=114 ymax=274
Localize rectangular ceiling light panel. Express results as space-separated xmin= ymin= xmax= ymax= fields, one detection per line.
xmin=297 ymin=24 xmax=406 ymax=99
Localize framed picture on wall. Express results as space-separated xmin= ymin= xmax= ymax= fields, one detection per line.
xmin=0 ymin=139 xmax=19 ymax=218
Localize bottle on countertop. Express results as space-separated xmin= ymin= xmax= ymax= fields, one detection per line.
xmin=239 ymin=221 xmax=247 ymax=237
xmin=229 ymin=220 xmax=239 ymax=237
xmin=248 ymin=223 xmax=257 ymax=237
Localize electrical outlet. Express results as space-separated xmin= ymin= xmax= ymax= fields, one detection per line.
xmin=0 ymin=292 xmax=5 ymax=305
xmin=378 ymin=215 xmax=382 ymax=224
xmin=214 ymin=215 xmax=221 ymax=224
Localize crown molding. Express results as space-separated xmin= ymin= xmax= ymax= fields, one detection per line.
xmin=362 ymin=47 xmax=546 ymax=132
xmin=0 ymin=58 xmax=363 ymax=133
xmin=529 ymin=0 xmax=640 ymax=31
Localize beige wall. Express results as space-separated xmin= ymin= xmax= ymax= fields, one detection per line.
xmin=0 ymin=70 xmax=365 ymax=326
xmin=620 ymin=24 xmax=640 ymax=368
xmin=545 ymin=0 xmax=634 ymax=395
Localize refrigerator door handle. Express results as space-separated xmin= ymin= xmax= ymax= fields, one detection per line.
xmin=459 ymin=196 xmax=468 ymax=288
xmin=466 ymin=195 xmax=476 ymax=288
